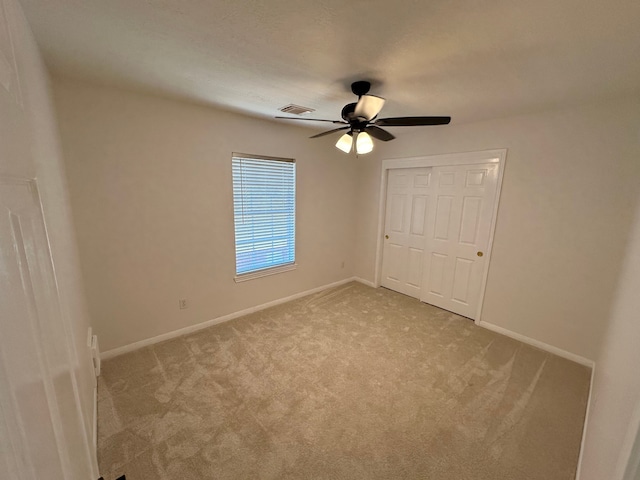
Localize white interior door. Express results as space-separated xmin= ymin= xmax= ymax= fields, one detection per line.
xmin=421 ymin=163 xmax=499 ymax=318
xmin=0 ymin=178 xmax=95 ymax=480
xmin=381 ymin=168 xmax=432 ymax=298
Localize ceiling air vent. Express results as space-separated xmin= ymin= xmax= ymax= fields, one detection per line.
xmin=279 ymin=104 xmax=315 ymax=115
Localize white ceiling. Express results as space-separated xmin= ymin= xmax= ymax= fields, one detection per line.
xmin=19 ymin=0 xmax=640 ymax=127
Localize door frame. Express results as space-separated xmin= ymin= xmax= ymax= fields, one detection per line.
xmin=373 ymin=149 xmax=507 ymax=323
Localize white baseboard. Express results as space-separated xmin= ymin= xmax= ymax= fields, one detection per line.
xmin=476 ymin=320 xmax=595 ymax=368
xmin=92 ymin=383 xmax=99 ymax=479
xmin=101 ymin=278 xmax=592 ymax=370
xmin=101 ymin=277 xmax=360 ymax=360
xmin=575 ymin=365 xmax=596 ymax=480
xmin=353 ymin=276 xmax=376 ymax=288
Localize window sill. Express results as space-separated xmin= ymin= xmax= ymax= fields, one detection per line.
xmin=234 ymin=263 xmax=297 ymax=283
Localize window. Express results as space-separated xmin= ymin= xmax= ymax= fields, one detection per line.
xmin=232 ymin=153 xmax=296 ymax=280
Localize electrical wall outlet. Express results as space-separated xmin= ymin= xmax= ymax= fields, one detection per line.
xmin=179 ymin=299 xmax=188 ymax=309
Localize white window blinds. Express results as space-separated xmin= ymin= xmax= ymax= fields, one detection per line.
xmin=232 ymin=154 xmax=296 ymax=276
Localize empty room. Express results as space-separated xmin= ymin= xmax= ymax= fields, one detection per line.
xmin=1 ymin=0 xmax=640 ymax=479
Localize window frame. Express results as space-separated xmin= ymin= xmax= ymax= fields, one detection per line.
xmin=231 ymin=152 xmax=297 ymax=282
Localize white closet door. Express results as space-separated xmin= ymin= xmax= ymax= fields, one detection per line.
xmin=0 ymin=178 xmax=94 ymax=480
xmin=381 ymin=168 xmax=433 ymax=298
xmin=421 ymin=163 xmax=499 ymax=318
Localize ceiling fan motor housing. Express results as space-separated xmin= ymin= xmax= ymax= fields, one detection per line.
xmin=341 ymin=103 xmax=357 ymax=122
xmin=341 ymin=103 xmax=370 ymax=132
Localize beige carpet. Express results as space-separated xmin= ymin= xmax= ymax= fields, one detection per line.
xmin=97 ymin=282 xmax=590 ymax=480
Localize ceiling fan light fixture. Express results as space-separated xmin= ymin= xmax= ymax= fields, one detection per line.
xmin=335 ymin=132 xmax=353 ymax=153
xmin=354 ymin=95 xmax=386 ymax=121
xmin=356 ymin=131 xmax=374 ymax=154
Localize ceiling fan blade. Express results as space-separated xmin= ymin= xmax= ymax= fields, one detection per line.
xmin=353 ymin=95 xmax=386 ymax=121
xmin=365 ymin=125 xmax=395 ymax=142
xmin=275 ymin=116 xmax=346 ymax=124
xmin=309 ymin=126 xmax=350 ymax=139
xmin=375 ymin=116 xmax=451 ymax=127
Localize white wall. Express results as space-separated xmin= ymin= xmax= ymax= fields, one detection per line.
xmin=47 ymin=69 xmax=640 ymax=477
xmin=51 ymin=73 xmax=639 ymax=367
xmin=52 ymin=78 xmax=358 ymax=352
xmin=354 ymin=98 xmax=640 ymax=361
xmin=0 ymin=0 xmax=97 ymax=475
xmin=578 ymin=196 xmax=640 ymax=479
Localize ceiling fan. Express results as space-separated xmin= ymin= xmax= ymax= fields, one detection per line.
xmin=276 ymin=81 xmax=451 ymax=155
